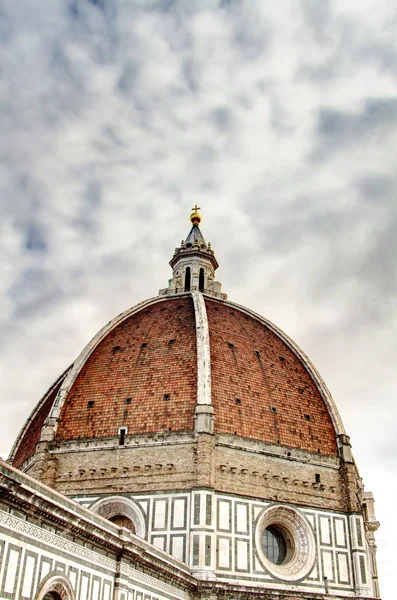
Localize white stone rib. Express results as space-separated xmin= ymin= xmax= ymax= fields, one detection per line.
xmin=192 ymin=292 xmax=212 ymax=407
xmin=8 ymin=366 xmax=72 ymax=463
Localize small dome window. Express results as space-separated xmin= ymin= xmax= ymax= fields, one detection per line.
xmin=184 ymin=267 xmax=191 ymax=292
xmin=199 ymin=268 xmax=205 ymax=292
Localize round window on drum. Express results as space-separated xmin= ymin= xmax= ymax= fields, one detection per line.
xmin=261 ymin=525 xmax=287 ymax=565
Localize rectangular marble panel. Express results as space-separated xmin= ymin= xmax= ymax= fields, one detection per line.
xmin=91 ymin=576 xmax=101 ymax=600
xmin=334 ymin=517 xmax=347 ymax=548
xmin=103 ymin=580 xmax=112 ymax=600
xmin=321 ymin=550 xmax=335 ymax=583
xmin=205 ymin=535 xmax=211 ymax=567
xmin=359 ymin=555 xmax=367 ymax=585
xmin=236 ymin=539 xmax=249 ymax=571
xmin=356 ymin=517 xmax=363 ymax=547
xmin=80 ymin=571 xmax=90 ymax=600
xmin=205 ymin=495 xmax=212 ymax=526
xmin=153 ymin=499 xmax=168 ymax=530
xmin=217 ymin=537 xmax=231 ymax=569
xmin=235 ymin=503 xmax=248 ymax=535
xmin=217 ymin=500 xmax=231 ymax=532
xmin=193 ymin=494 xmax=200 ymax=525
xmin=3 ymin=544 xmax=22 ymax=595
xmin=192 ymin=535 xmax=199 ymax=567
xmin=171 ymin=498 xmax=186 ymax=530
xmin=21 ymin=551 xmax=37 ymax=599
xmin=337 ymin=552 xmax=350 ymax=584
xmin=68 ymin=567 xmax=79 ymax=593
xmin=319 ymin=516 xmax=332 ymax=545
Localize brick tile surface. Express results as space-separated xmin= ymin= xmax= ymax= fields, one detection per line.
xmin=56 ymin=297 xmax=197 ymax=440
xmin=205 ymin=299 xmax=338 ymax=455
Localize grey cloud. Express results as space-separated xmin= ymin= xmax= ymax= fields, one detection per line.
xmin=312 ymin=97 xmax=397 ymax=160
xmin=84 ymin=180 xmax=102 ymax=208
xmin=301 ymin=0 xmax=333 ymax=36
xmin=118 ymin=59 xmax=142 ymax=94
xmin=357 ymin=175 xmax=397 ymax=206
xmin=7 ymin=267 xmax=61 ymax=322
xmin=25 ymin=223 xmax=48 ymax=252
xmin=210 ymin=107 xmax=234 ymax=131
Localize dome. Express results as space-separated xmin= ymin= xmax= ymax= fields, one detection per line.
xmin=11 ymin=292 xmax=341 ymax=469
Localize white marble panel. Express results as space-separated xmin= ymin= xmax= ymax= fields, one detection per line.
xmin=172 ymin=499 xmax=185 ymax=529
xmin=337 ymin=553 xmax=349 ymax=583
xmin=4 ymin=548 xmax=20 ymax=594
xmin=319 ymin=516 xmax=331 ymax=544
xmin=21 ymin=555 xmax=35 ymax=598
xmin=236 ymin=504 xmax=248 ymax=534
xmin=335 ymin=518 xmax=346 ymax=546
xmin=218 ymin=501 xmax=230 ymax=531
xmin=154 ymin=500 xmax=167 ymax=529
xmin=69 ymin=569 xmax=78 ymax=592
xmin=218 ymin=538 xmax=230 ymax=569
xmin=103 ymin=581 xmax=112 ymax=600
xmin=92 ymin=578 xmax=101 ymax=599
xmin=236 ymin=540 xmax=248 ymax=570
xmin=322 ymin=550 xmax=334 ymax=581
xmin=80 ymin=573 xmax=90 ymax=600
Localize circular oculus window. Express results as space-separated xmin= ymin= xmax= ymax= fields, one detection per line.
xmin=255 ymin=505 xmax=316 ymax=582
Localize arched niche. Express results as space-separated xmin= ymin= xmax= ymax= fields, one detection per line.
xmin=36 ymin=575 xmax=75 ymax=600
xmin=91 ymin=496 xmax=146 ymax=538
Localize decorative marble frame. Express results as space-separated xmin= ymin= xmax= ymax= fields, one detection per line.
xmin=254 ymin=505 xmax=316 ymax=582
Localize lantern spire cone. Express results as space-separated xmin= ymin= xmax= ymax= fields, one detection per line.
xmin=159 ymin=207 xmax=227 ymax=299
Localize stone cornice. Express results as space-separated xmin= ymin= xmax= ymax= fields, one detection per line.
xmin=0 ymin=459 xmax=197 ymax=591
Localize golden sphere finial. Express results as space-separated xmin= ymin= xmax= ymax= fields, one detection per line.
xmin=190 ymin=204 xmax=202 ymax=225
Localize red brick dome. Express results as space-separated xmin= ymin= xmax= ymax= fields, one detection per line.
xmin=11 ymin=293 xmax=340 ymax=469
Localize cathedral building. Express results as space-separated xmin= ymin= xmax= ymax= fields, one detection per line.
xmin=0 ymin=208 xmax=380 ymax=599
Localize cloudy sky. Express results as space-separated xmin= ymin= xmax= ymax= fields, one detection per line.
xmin=0 ymin=0 xmax=396 ymax=596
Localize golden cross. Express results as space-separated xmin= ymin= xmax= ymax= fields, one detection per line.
xmin=191 ymin=204 xmax=201 ymax=213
